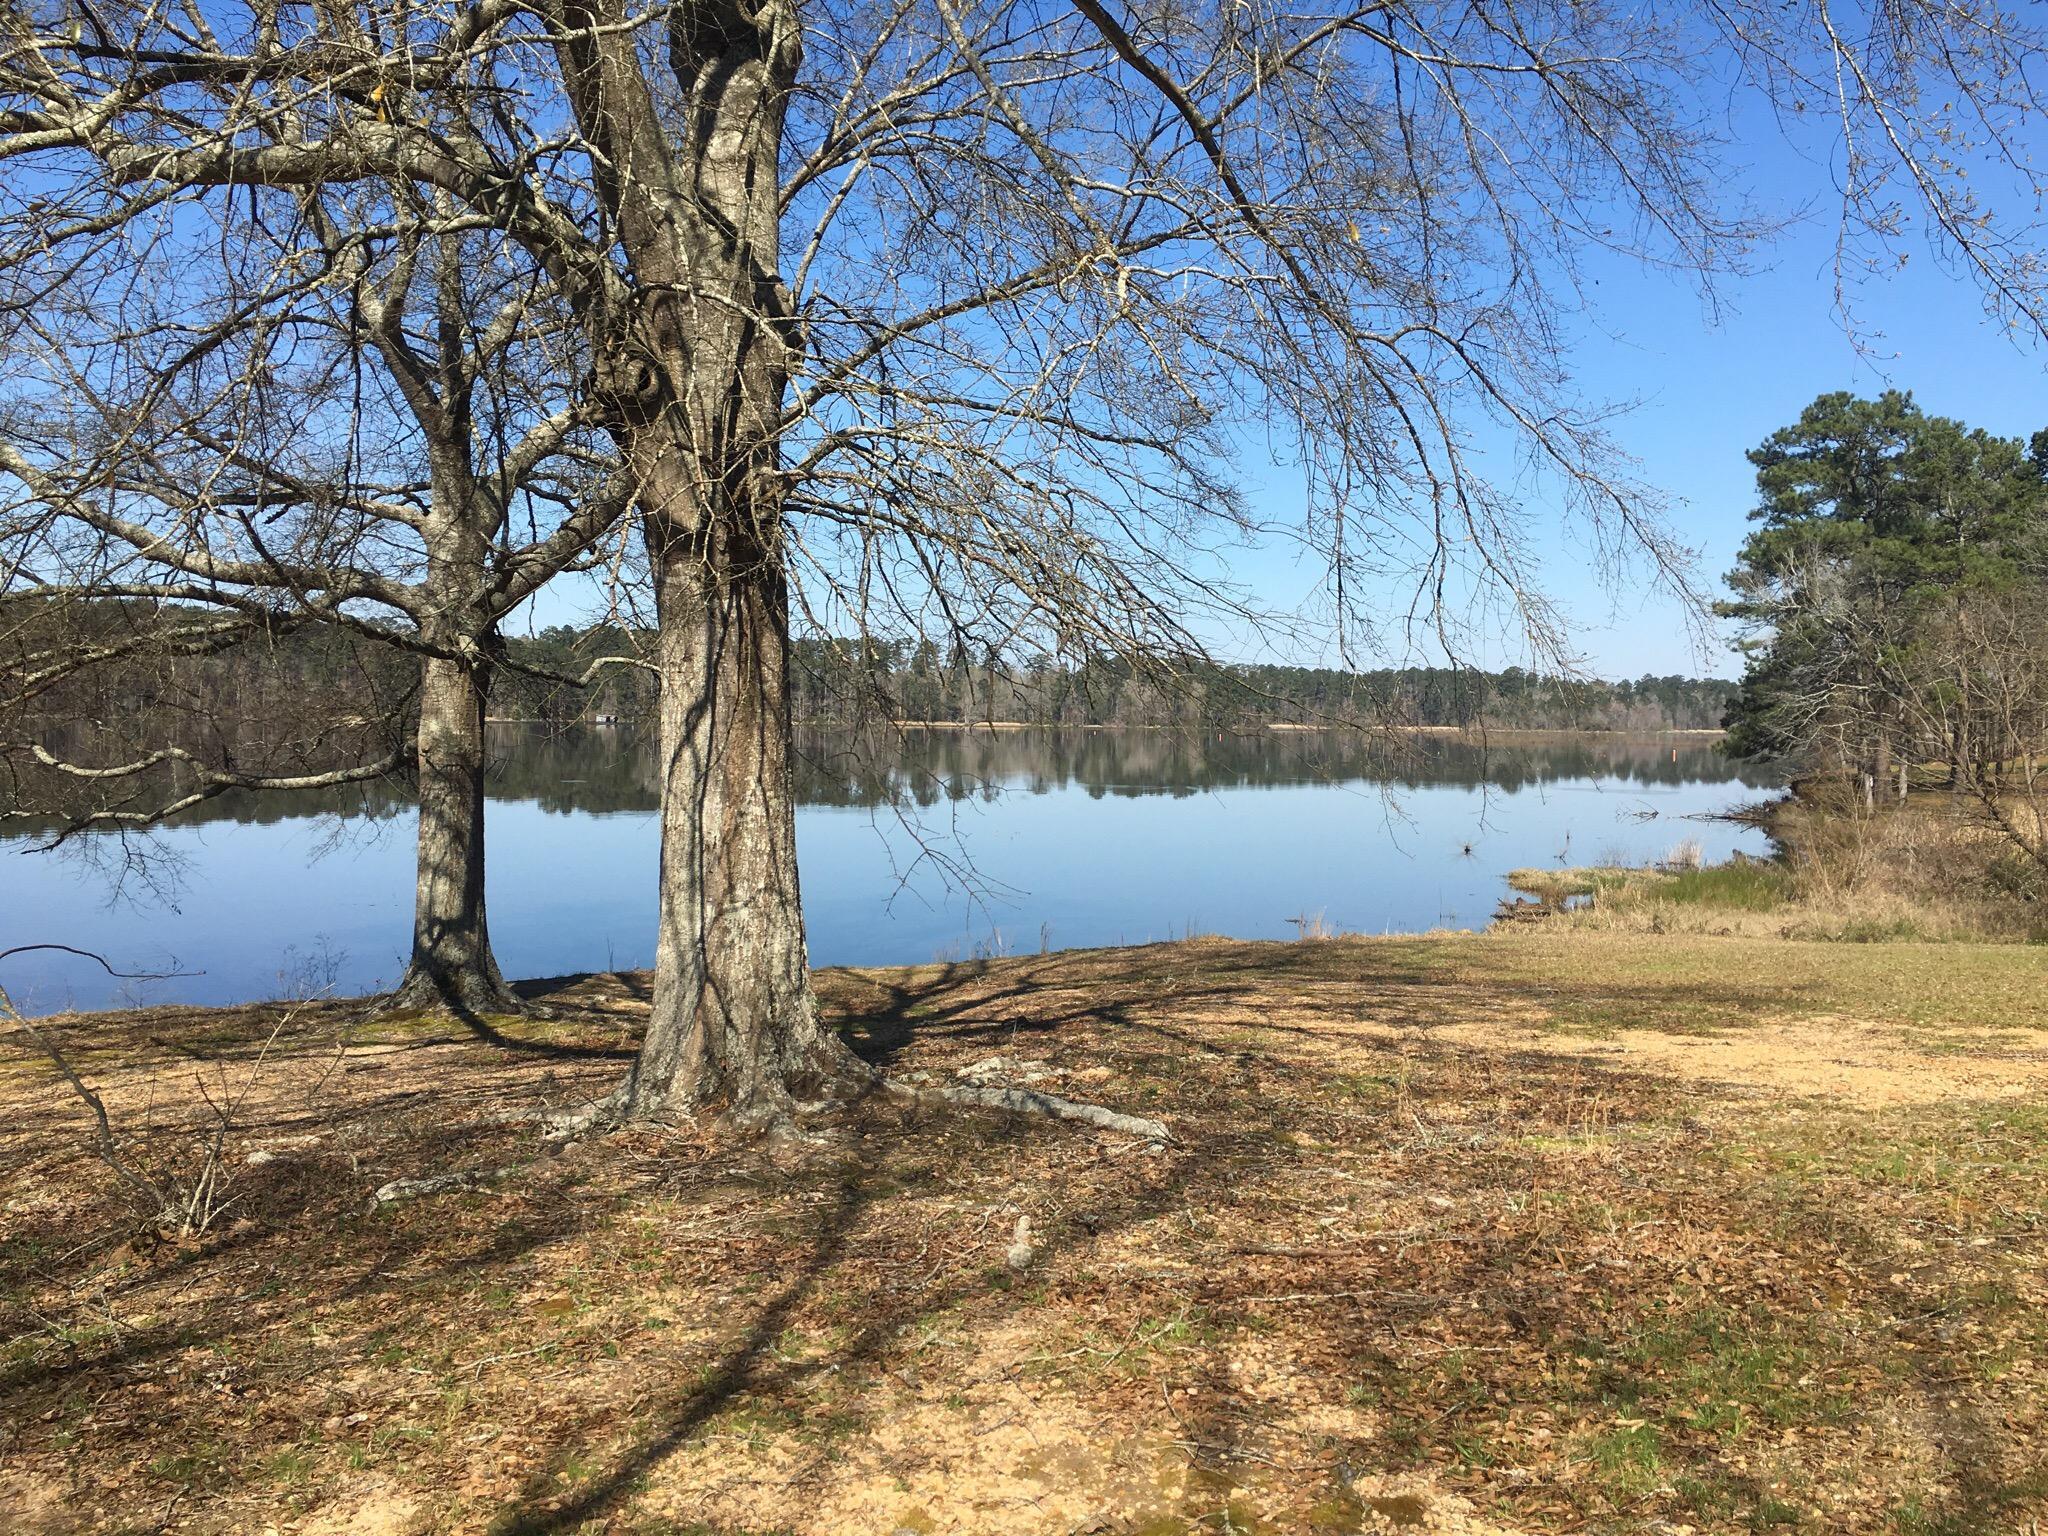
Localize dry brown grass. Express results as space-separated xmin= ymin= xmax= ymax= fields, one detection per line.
xmin=1511 ymin=789 xmax=2048 ymax=944
xmin=4 ymin=933 xmax=2047 ymax=1535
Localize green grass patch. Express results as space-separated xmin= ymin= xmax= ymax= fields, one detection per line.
xmin=1504 ymin=866 xmax=1640 ymax=903
xmin=1510 ymin=859 xmax=1791 ymax=915
xmin=1582 ymin=1419 xmax=1664 ymax=1496
xmin=1659 ymin=862 xmax=1790 ymax=911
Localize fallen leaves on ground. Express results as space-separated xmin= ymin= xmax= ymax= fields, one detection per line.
xmin=3 ymin=933 xmax=2046 ymax=1535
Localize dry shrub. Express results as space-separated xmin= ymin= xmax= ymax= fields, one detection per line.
xmin=1287 ymin=909 xmax=1339 ymax=940
xmin=1511 ymin=789 xmax=2048 ymax=943
xmin=1 ymin=951 xmax=318 ymax=1242
xmin=1778 ymin=791 xmax=2046 ymax=941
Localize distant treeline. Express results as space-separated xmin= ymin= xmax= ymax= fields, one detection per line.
xmin=8 ymin=602 xmax=1733 ymax=738
xmin=509 ymin=629 xmax=1735 ymax=732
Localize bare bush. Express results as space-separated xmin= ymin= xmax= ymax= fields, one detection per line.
xmin=1 ymin=945 xmax=296 ymax=1239
xmin=1665 ymin=838 xmax=1705 ymax=872
xmin=1287 ymin=910 xmax=1339 ymax=942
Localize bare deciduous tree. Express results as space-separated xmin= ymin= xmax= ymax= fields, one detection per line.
xmin=6 ymin=0 xmax=2047 ymax=1123
xmin=1861 ymin=589 xmax=2048 ymax=865
xmin=1 ymin=103 xmax=634 ymax=1013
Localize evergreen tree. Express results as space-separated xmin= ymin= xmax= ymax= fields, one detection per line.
xmin=1722 ymin=392 xmax=2048 ymax=777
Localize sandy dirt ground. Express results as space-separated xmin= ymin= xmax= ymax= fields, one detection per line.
xmin=4 ymin=932 xmax=2045 ymax=1535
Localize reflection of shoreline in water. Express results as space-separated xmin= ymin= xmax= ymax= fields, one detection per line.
xmin=1 ymin=729 xmax=1780 ymax=1014
xmin=883 ymin=719 xmax=1729 ymax=736
xmin=1 ymin=726 xmax=1780 ymax=838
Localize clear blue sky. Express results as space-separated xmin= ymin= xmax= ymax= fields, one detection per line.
xmin=1462 ymin=229 xmax=2041 ymax=681
xmin=1223 ymin=115 xmax=2048 ymax=684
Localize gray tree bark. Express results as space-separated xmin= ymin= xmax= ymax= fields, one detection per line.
xmin=620 ymin=515 xmax=864 ymax=1121
xmin=386 ymin=653 xmax=522 ymax=1015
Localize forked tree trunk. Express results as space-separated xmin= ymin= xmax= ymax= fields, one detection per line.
xmin=386 ymin=653 xmax=522 ymax=1015
xmin=620 ymin=520 xmax=865 ymax=1122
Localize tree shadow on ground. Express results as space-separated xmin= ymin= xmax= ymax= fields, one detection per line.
xmin=477 ymin=946 xmax=1842 ymax=1534
xmin=485 ymin=1106 xmax=1216 ymax=1535
xmin=4 ymin=938 xmax=2040 ymax=1535
xmin=378 ymin=977 xmax=640 ymax=1060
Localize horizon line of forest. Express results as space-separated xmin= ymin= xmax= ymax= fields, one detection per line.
xmin=19 ymin=603 xmax=1738 ymax=737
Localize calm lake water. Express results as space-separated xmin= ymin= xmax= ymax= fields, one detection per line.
xmin=0 ymin=728 xmax=1779 ymax=1014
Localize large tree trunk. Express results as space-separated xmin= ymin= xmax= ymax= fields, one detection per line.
xmin=386 ymin=654 xmax=522 ymax=1015
xmin=620 ymin=519 xmax=864 ymax=1122
xmin=549 ymin=0 xmax=859 ymax=1120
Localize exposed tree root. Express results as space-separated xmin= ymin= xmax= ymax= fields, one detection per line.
xmin=376 ymin=964 xmax=531 ymax=1021
xmin=368 ymin=1165 xmax=519 ymax=1209
xmin=538 ymin=1090 xmax=629 ymax=1142
xmin=882 ymin=1078 xmax=1171 ymax=1142
xmin=535 ymin=1063 xmax=1170 ymax=1147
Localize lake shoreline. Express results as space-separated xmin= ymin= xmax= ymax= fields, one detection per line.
xmin=2 ymin=729 xmax=1772 ymax=1014
xmin=1500 ymin=783 xmax=2048 ymax=944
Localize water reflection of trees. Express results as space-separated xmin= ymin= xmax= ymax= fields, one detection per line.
xmin=2 ymin=726 xmax=1776 ymax=837
xmin=794 ymin=728 xmax=1779 ymax=808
